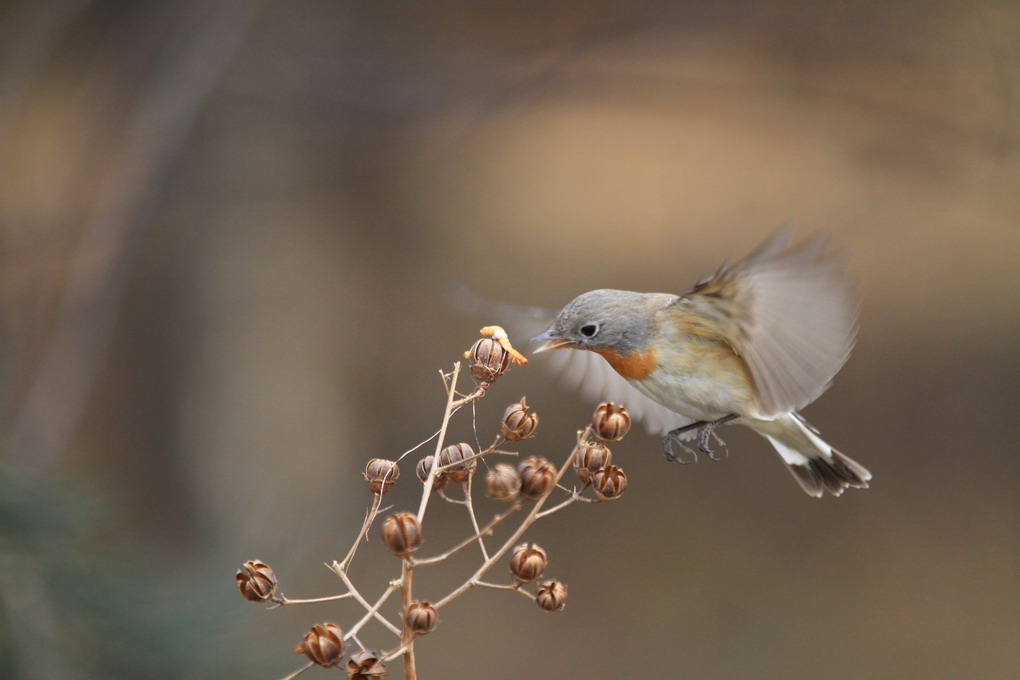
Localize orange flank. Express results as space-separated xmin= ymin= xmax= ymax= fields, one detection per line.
xmin=594 ymin=346 xmax=657 ymax=380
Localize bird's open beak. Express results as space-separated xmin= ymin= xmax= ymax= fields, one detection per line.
xmin=531 ymin=330 xmax=573 ymax=353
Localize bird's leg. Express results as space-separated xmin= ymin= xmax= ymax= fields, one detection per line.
xmin=663 ymin=414 xmax=738 ymax=464
xmin=661 ymin=430 xmax=701 ymax=465
xmin=695 ymin=414 xmax=739 ymax=461
xmin=662 ymin=419 xmax=711 ymax=464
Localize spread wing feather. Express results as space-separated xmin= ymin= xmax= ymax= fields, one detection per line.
xmin=676 ymin=230 xmax=857 ymax=417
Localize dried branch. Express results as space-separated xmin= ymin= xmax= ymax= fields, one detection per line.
xmin=237 ymin=331 xmax=633 ymax=679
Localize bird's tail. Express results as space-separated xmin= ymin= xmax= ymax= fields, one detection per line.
xmin=752 ymin=413 xmax=871 ymax=497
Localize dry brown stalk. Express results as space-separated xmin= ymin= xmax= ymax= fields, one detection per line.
xmin=235 ymin=329 xmax=631 ymax=680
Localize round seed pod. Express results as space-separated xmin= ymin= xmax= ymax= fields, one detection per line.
xmin=591 ymin=402 xmax=631 ymax=442
xmin=508 ymin=543 xmax=548 ymax=584
xmin=381 ymin=512 xmax=422 ymax=558
xmin=294 ymin=622 xmax=345 ymax=667
xmin=438 ymin=442 xmax=477 ymax=484
xmin=467 ymin=337 xmax=510 ymax=385
xmin=404 ymin=600 xmax=438 ymax=636
xmin=573 ymin=440 xmax=612 ymax=487
xmin=517 ymin=456 xmax=556 ymax=500
xmin=235 ymin=560 xmax=278 ymax=602
xmin=485 ymin=463 xmax=521 ymax=502
xmin=536 ymin=580 xmax=568 ymax=612
xmin=501 ymin=397 xmax=538 ymax=441
xmin=364 ymin=458 xmax=400 ymax=495
xmin=592 ymin=464 xmax=628 ymax=501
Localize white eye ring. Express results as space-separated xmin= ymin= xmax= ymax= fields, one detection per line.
xmin=579 ymin=323 xmax=599 ymax=338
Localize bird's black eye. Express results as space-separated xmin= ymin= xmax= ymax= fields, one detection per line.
xmin=579 ymin=323 xmax=599 ymax=338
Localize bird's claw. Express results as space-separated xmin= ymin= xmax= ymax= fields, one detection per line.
xmin=663 ymin=414 xmax=737 ymax=464
xmin=696 ymin=423 xmax=729 ymax=461
xmin=662 ymin=434 xmax=698 ymax=465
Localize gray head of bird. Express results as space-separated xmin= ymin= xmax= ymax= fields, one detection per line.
xmin=532 ymin=289 xmax=670 ymax=355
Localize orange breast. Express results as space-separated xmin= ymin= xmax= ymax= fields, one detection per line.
xmin=593 ymin=346 xmax=658 ymax=380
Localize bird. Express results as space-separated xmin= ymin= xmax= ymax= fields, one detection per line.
xmin=531 ymin=230 xmax=871 ymax=497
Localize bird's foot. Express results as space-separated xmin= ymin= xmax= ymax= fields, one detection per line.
xmin=696 ymin=424 xmax=727 ymax=461
xmin=662 ymin=433 xmax=701 ymax=465
xmin=663 ymin=414 xmax=738 ymax=464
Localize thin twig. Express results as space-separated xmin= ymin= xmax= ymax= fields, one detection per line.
xmin=277 ymin=661 xmax=314 ymax=680
xmin=266 ymin=592 xmax=353 ymax=610
xmin=473 ymin=580 xmax=536 ymax=600
xmin=382 ymin=641 xmax=414 ymax=663
xmin=437 ymin=490 xmax=467 ymax=505
xmin=471 ymin=399 xmax=482 ymax=455
xmin=462 ymin=474 xmax=490 ymax=561
xmin=394 ymin=424 xmax=445 ymax=466
xmin=535 ymin=495 xmax=580 ymax=519
xmin=410 ymin=502 xmax=523 ymax=567
xmin=450 ymin=386 xmax=485 ymax=409
xmin=415 ymin=362 xmax=462 ymax=525
xmin=344 ymin=584 xmax=399 ymax=641
xmin=338 ymin=500 xmax=390 ymax=572
xmin=328 ymin=563 xmax=402 ymax=637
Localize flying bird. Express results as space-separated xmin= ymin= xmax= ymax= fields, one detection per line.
xmin=532 ymin=231 xmax=871 ymax=498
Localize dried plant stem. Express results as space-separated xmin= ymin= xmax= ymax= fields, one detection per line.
xmin=536 ymin=491 xmax=596 ymax=519
xmin=328 ymin=563 xmax=402 ymax=637
xmin=344 ymin=583 xmax=398 ymax=642
xmin=473 ymin=580 xmax=535 ymax=600
xmin=382 ymin=640 xmax=414 ymax=663
xmin=338 ymin=495 xmax=389 ymax=572
xmin=277 ymin=661 xmax=314 ymax=680
xmin=267 ymin=593 xmax=352 ymax=609
xmin=400 ymin=558 xmax=417 ymax=680
xmin=433 ymin=429 xmax=589 ymax=610
xmin=410 ymin=502 xmax=523 ymax=567
xmin=245 ymin=341 xmax=632 ymax=680
xmin=462 ymin=475 xmax=490 ymax=561
xmin=416 ymin=362 xmax=462 ymax=525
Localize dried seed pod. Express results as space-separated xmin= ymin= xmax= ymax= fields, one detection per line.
xmin=501 ymin=397 xmax=539 ymax=441
xmin=364 ymin=458 xmax=400 ymax=495
xmin=347 ymin=650 xmax=387 ymax=679
xmin=235 ymin=559 xmax=278 ymax=602
xmin=381 ymin=512 xmax=422 ymax=557
xmin=509 ymin=543 xmax=548 ymax=584
xmin=404 ymin=600 xmax=438 ymax=636
xmin=416 ymin=455 xmax=448 ymax=492
xmin=438 ymin=442 xmax=477 ymax=484
xmin=485 ymin=463 xmax=521 ymax=501
xmin=592 ymin=402 xmax=631 ymax=442
xmin=573 ymin=440 xmax=612 ymax=487
xmin=517 ymin=456 xmax=557 ymax=500
xmin=294 ymin=622 xmax=345 ymax=667
xmin=592 ymin=464 xmax=628 ymax=501
xmin=467 ymin=336 xmax=511 ymax=385
xmin=536 ymin=579 xmax=568 ymax=612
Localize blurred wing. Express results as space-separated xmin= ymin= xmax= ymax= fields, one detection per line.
xmin=453 ymin=284 xmax=695 ymax=436
xmin=677 ymin=230 xmax=858 ymax=417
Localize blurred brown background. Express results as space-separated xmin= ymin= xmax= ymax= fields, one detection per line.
xmin=1 ymin=1 xmax=1017 ymax=679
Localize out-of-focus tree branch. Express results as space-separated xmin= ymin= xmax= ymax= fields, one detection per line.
xmin=4 ymin=0 xmax=264 ymax=471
